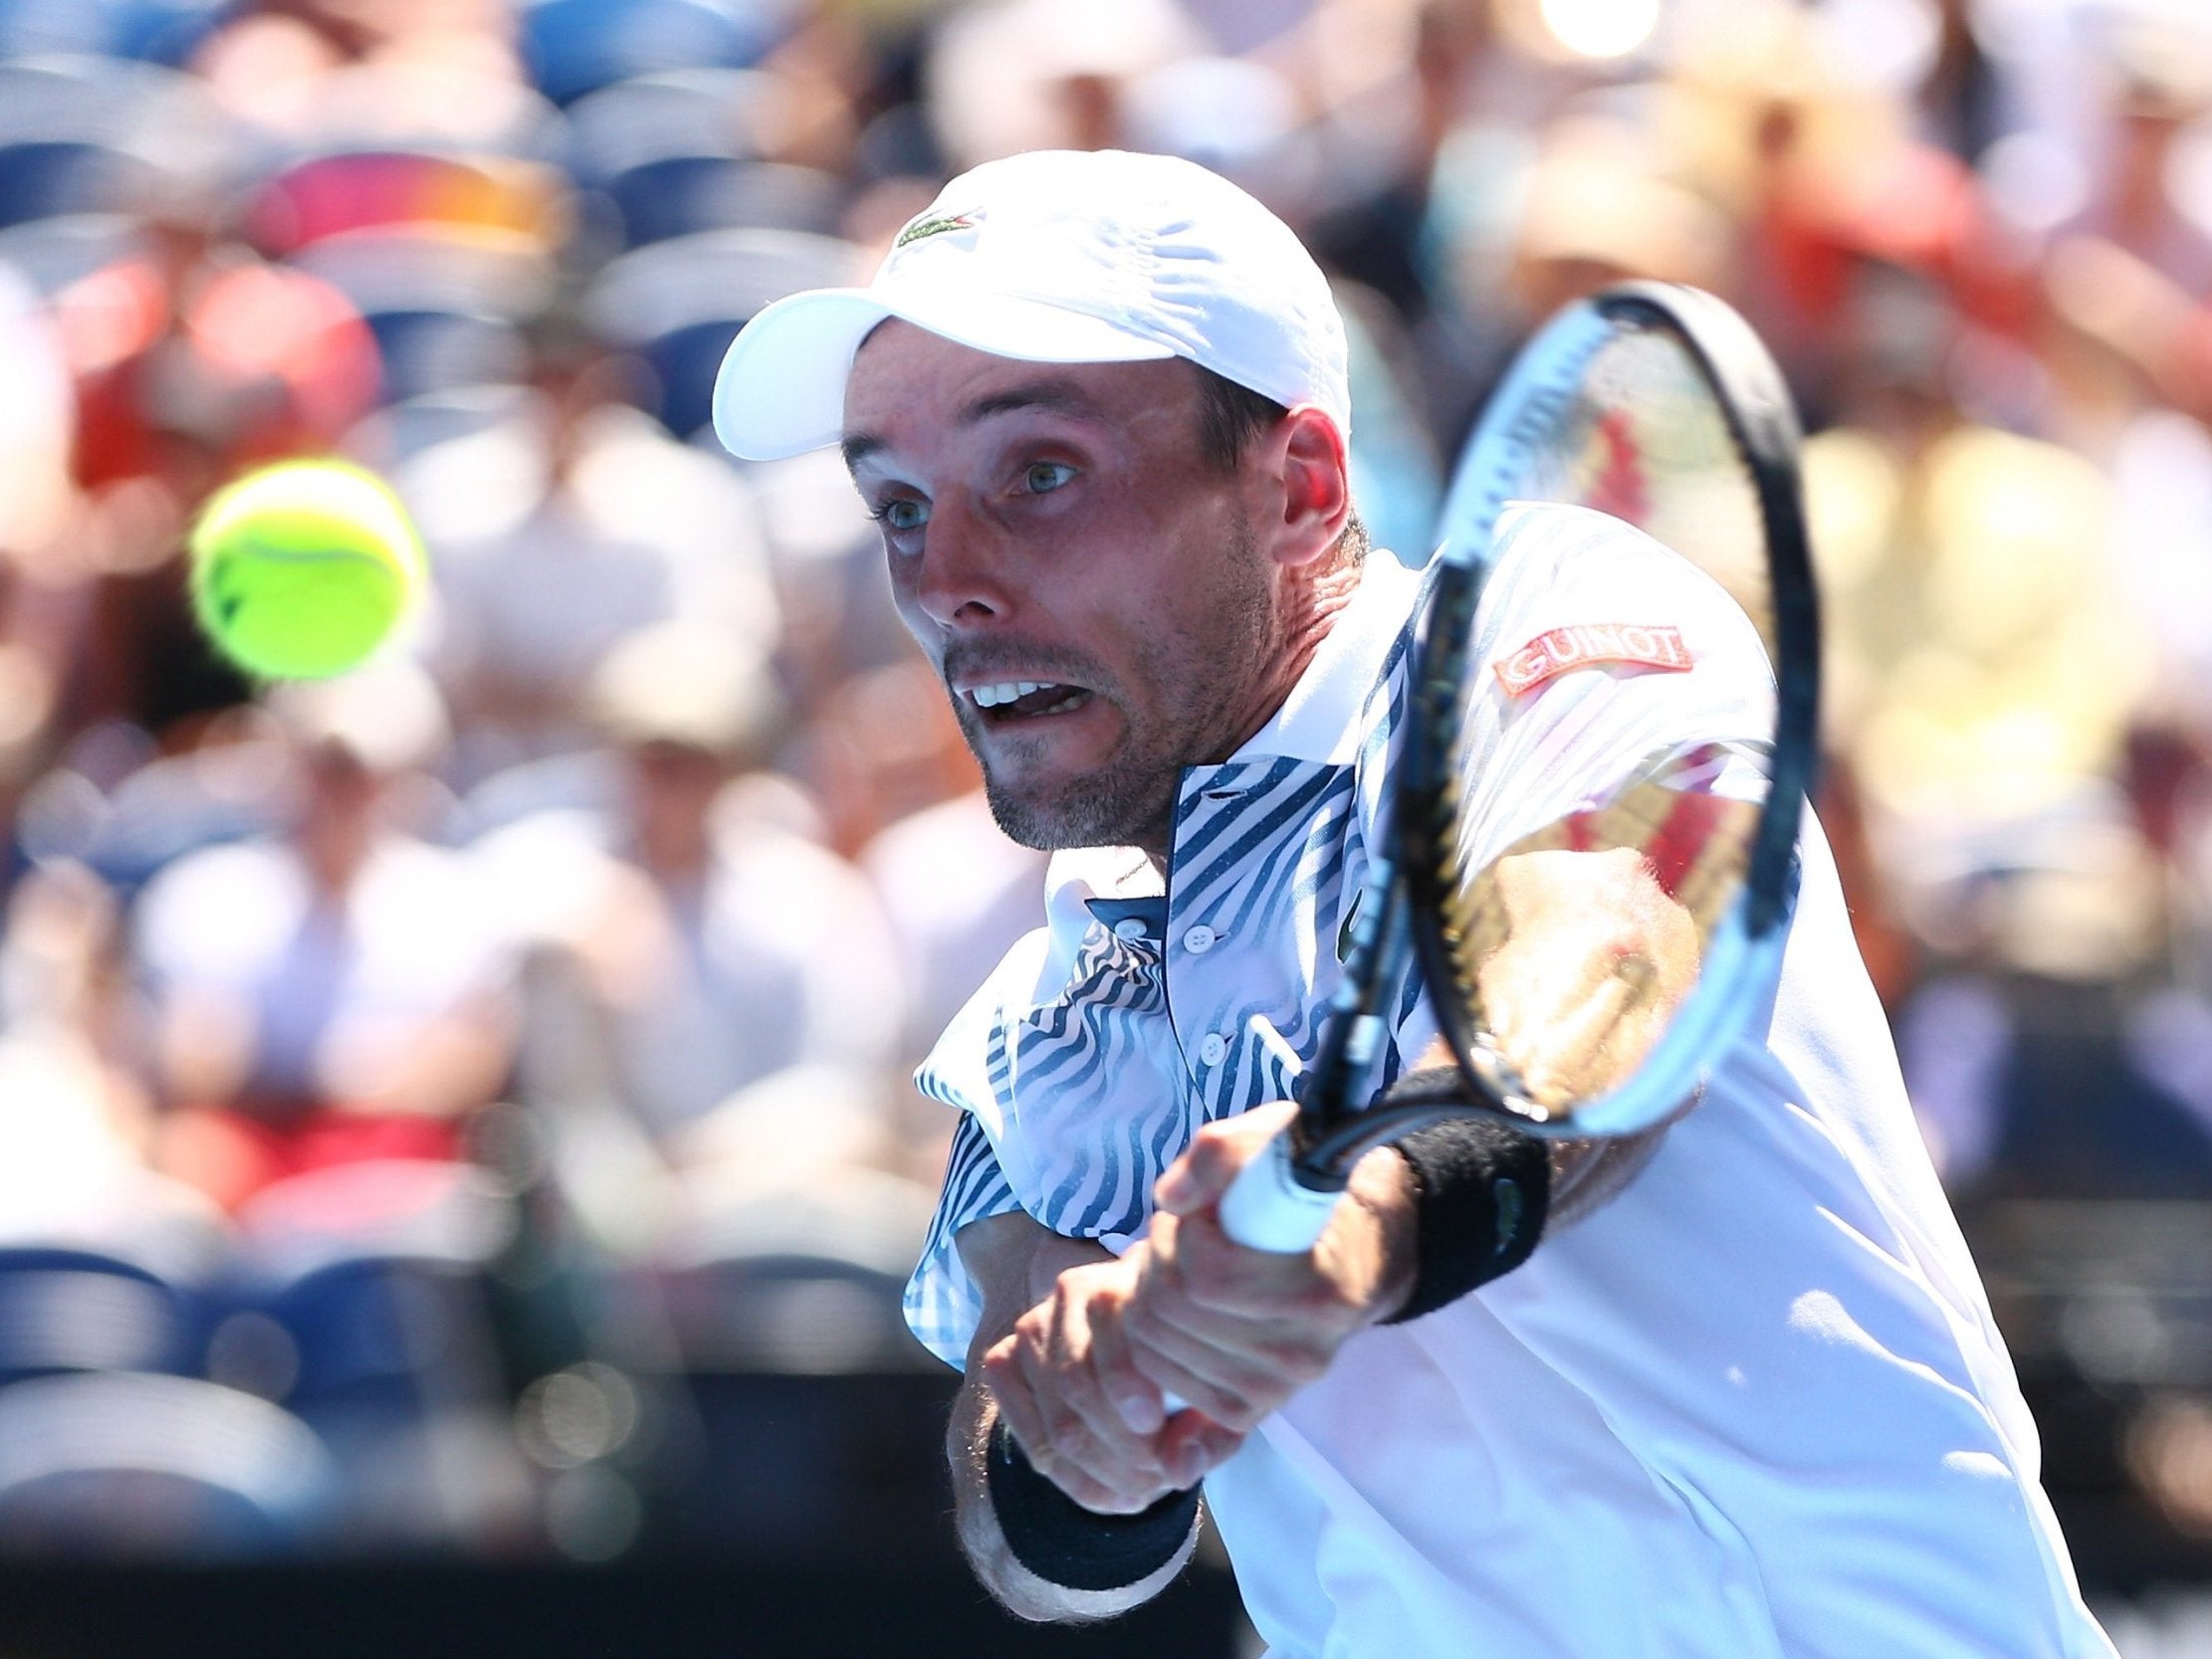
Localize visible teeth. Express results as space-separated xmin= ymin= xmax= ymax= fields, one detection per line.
xmin=972 ymin=680 xmax=1055 ymax=709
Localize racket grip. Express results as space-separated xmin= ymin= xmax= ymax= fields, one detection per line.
xmin=1217 ymin=1129 xmax=1343 ymax=1254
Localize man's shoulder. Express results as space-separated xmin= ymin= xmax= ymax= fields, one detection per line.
xmin=1492 ymin=501 xmax=1686 ymax=579
xmin=1478 ymin=503 xmax=1759 ymax=667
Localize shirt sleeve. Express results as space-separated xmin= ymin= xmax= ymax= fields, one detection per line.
xmin=1455 ymin=504 xmax=1780 ymax=874
xmin=902 ymin=1109 xmax=1025 ymax=1369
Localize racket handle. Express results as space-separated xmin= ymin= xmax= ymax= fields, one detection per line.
xmin=1231 ymin=1013 xmax=1343 ymax=1252
xmin=1217 ymin=1129 xmax=1343 ymax=1254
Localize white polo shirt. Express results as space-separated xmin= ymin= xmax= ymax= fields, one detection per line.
xmin=905 ymin=504 xmax=2117 ymax=1659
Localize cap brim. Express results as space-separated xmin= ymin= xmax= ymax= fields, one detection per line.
xmin=711 ymin=285 xmax=1179 ymax=461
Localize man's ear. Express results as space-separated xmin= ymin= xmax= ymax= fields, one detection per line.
xmin=1266 ymin=404 xmax=1353 ymax=569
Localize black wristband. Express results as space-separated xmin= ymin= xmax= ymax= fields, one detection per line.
xmin=984 ymin=1420 xmax=1199 ymax=1592
xmin=1378 ymin=1066 xmax=1551 ymax=1324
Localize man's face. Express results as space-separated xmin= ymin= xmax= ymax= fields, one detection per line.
xmin=841 ymin=322 xmax=1288 ymax=858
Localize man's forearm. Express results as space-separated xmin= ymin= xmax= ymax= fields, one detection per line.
xmin=947 ymin=1372 xmax=1197 ymax=1623
xmin=949 ymin=1214 xmax=1201 ymax=1620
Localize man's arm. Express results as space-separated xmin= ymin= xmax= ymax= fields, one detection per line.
xmin=1106 ymin=1021 xmax=1674 ymax=1433
xmin=980 ymin=1099 xmax=1662 ymax=1495
xmin=948 ymin=1212 xmax=1207 ymax=1623
xmin=969 ymin=840 xmax=1687 ymax=1520
xmin=1104 ymin=1105 xmax=1419 ymax=1432
xmin=1463 ymin=836 xmax=1699 ymax=1224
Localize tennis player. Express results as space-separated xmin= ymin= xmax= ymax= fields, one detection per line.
xmin=713 ymin=149 xmax=2118 ymax=1657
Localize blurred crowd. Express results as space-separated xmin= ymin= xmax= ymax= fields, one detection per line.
xmin=2 ymin=0 xmax=2212 ymax=1583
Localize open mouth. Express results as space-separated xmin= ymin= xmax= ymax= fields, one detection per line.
xmin=964 ymin=680 xmax=1092 ymax=724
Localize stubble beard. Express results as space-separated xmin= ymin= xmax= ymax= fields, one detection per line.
xmin=979 ymin=716 xmax=1183 ymax=855
xmin=973 ymin=520 xmax=1275 ymax=857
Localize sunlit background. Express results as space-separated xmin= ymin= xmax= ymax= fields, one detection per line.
xmin=1 ymin=0 xmax=2211 ymax=1653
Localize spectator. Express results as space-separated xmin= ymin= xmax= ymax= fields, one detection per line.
xmin=400 ymin=311 xmax=778 ymax=786
xmin=845 ymin=659 xmax=1048 ymax=1120
xmin=0 ymin=264 xmax=80 ymax=872
xmin=45 ymin=181 xmax=382 ymax=737
xmin=1895 ymin=802 xmax=2212 ymax=1200
xmin=188 ymin=0 xmax=534 ymax=147
xmin=130 ymin=660 xmax=515 ymax=1211
xmin=479 ymin=621 xmax=907 ymax=1161
xmin=0 ymin=859 xmax=224 ymax=1266
xmin=1803 ymin=258 xmax=2152 ymax=833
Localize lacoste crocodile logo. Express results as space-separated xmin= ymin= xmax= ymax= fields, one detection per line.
xmin=895 ymin=210 xmax=981 ymax=249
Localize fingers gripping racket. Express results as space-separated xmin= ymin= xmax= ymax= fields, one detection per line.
xmin=1214 ymin=281 xmax=1822 ymax=1255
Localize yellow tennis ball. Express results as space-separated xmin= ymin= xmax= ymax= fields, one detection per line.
xmin=188 ymin=460 xmax=427 ymax=681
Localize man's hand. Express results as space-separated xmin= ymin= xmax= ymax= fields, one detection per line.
xmin=951 ymin=1215 xmax=1206 ymax=1621
xmin=1124 ymin=1103 xmax=1417 ymax=1431
xmin=983 ymin=1249 xmax=1244 ymax=1515
xmin=984 ymin=1101 xmax=1418 ymax=1503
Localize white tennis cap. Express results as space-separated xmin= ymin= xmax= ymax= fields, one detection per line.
xmin=711 ymin=148 xmax=1350 ymax=461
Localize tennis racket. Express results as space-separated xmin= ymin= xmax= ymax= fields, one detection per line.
xmin=1215 ymin=281 xmax=1821 ymax=1253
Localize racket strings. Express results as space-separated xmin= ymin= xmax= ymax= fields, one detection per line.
xmin=1429 ymin=787 xmax=1748 ymax=1117
xmin=1519 ymin=329 xmax=1773 ymax=662
xmin=1418 ymin=320 xmax=1782 ymax=1122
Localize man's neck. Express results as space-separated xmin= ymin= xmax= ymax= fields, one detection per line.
xmin=1136 ymin=553 xmax=1367 ymax=877
xmin=1272 ymin=557 xmax=1365 ymax=706
xmin=1225 ymin=553 xmax=1365 ymax=755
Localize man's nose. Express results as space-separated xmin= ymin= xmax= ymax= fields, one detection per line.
xmin=911 ymin=497 xmax=1009 ymax=630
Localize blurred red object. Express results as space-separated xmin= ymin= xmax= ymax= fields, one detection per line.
xmin=158 ymin=1107 xmax=462 ymax=1216
xmin=55 ymin=252 xmax=380 ymax=490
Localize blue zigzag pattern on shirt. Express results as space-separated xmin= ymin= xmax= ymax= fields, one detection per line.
xmin=904 ymin=1110 xmax=1020 ymax=1361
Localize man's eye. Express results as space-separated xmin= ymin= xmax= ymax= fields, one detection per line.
xmin=876 ymin=499 xmax=929 ymax=531
xmin=1021 ymin=462 xmax=1075 ymax=495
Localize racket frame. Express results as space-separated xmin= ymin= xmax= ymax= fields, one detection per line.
xmin=1281 ymin=282 xmax=1821 ymax=1198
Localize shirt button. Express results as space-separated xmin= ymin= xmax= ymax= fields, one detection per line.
xmin=1197 ymin=1032 xmax=1228 ymax=1066
xmin=1182 ymin=924 xmax=1217 ymax=953
xmin=1112 ymin=918 xmax=1148 ymax=940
